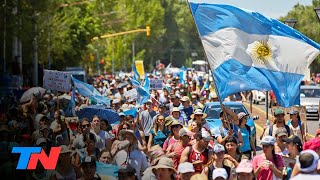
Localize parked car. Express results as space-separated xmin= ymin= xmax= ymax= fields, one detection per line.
xmin=252 ymin=90 xmax=266 ymax=104
xmin=300 ymin=85 xmax=320 ymax=121
xmin=203 ymin=101 xmax=258 ymax=142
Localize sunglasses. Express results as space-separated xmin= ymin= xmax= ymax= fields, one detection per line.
xmin=275 ymin=114 xmax=285 ymax=117
xmin=171 ymin=125 xmax=181 ymax=129
xmin=82 ymin=124 xmax=90 ymax=128
xmin=262 ymin=145 xmax=271 ymax=148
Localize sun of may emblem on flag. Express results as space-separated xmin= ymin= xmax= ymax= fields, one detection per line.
xmin=249 ymin=40 xmax=273 ymax=64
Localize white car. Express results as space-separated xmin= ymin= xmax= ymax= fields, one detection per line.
xmin=300 ymin=85 xmax=320 ymax=121
xmin=252 ymin=90 xmax=266 ymax=104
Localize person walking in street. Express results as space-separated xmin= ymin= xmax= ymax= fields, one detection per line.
xmin=291 ymin=150 xmax=320 ymax=179
xmin=163 ymin=121 xmax=183 ymax=151
xmin=180 ymin=130 xmax=212 ymax=173
xmin=166 ymin=128 xmax=194 ymax=169
xmin=252 ymin=135 xmax=284 ymax=180
xmin=236 ymin=159 xmax=254 ymax=180
xmin=148 ymin=115 xmax=167 ymax=150
xmin=237 ymin=112 xmax=256 ymax=159
xmin=263 ymin=108 xmax=293 ymax=137
xmin=287 ymin=109 xmax=306 ymax=143
xmin=203 ymin=144 xmax=233 ymax=180
xmin=274 ymin=127 xmax=289 ymax=155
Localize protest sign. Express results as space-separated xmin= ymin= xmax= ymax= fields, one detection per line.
xmin=124 ymin=89 xmax=137 ymax=101
xmin=150 ymin=79 xmax=163 ymax=90
xmin=135 ymin=60 xmax=145 ymax=78
xmin=43 ymin=70 xmax=71 ymax=92
xmin=282 ymin=155 xmax=296 ymax=167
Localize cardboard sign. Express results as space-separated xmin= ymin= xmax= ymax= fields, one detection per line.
xmin=135 ymin=60 xmax=145 ymax=78
xmin=150 ymin=79 xmax=163 ymax=90
xmin=282 ymin=155 xmax=296 ymax=167
xmin=43 ymin=70 xmax=71 ymax=92
xmin=124 ymin=89 xmax=137 ymax=101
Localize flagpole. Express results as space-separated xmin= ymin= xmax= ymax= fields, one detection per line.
xmin=186 ymin=0 xmax=231 ymax=130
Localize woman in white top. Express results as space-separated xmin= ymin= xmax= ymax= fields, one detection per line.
xmin=287 ymin=109 xmax=306 ymax=144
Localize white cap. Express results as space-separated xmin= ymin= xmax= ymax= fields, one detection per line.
xmin=177 ymin=162 xmax=195 ymax=174
xmin=296 ymin=150 xmax=319 ymax=173
xmin=201 ymin=130 xmax=212 ymax=141
xmin=212 ymin=168 xmax=228 ymax=179
xmin=213 ymin=144 xmax=225 ymax=153
xmin=261 ymin=135 xmax=275 ymax=146
xmin=113 ymin=99 xmax=120 ymax=104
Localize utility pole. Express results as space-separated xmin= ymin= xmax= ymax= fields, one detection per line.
xmin=48 ymin=15 xmax=51 ymax=69
xmin=112 ymin=38 xmax=114 ymax=76
xmin=132 ymin=40 xmax=135 ymax=63
xmin=3 ymin=0 xmax=7 ymax=74
xmin=32 ymin=15 xmax=38 ymax=86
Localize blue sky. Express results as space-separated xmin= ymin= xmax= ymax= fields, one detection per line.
xmin=189 ymin=0 xmax=313 ymax=18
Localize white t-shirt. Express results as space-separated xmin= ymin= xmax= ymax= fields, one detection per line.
xmin=288 ymin=120 xmax=303 ymax=142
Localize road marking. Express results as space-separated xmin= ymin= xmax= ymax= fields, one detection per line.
xmin=244 ymin=102 xmax=315 ymax=138
xmin=254 ymin=122 xmax=264 ymax=132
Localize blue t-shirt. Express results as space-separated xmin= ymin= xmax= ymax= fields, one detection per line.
xmin=150 ymin=129 xmax=167 ymax=147
xmin=181 ymin=106 xmax=193 ymax=123
xmin=239 ymin=127 xmax=251 ymax=152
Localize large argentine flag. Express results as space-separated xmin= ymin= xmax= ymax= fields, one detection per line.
xmin=188 ymin=2 xmax=320 ymax=107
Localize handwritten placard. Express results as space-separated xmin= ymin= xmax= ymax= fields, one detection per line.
xmin=282 ymin=155 xmax=296 ymax=167
xmin=43 ymin=70 xmax=71 ymax=92
xmin=150 ymin=79 xmax=163 ymax=90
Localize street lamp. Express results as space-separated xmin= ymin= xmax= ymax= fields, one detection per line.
xmin=284 ymin=18 xmax=298 ymax=28
xmin=314 ymin=6 xmax=320 ymax=21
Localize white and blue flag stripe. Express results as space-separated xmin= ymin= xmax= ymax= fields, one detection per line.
xmin=189 ymin=2 xmax=320 ymax=107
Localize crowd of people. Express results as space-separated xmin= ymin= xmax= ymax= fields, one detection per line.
xmin=0 ymin=72 xmax=320 ymax=180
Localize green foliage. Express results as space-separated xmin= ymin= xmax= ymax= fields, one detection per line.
xmin=280 ymin=0 xmax=320 ymax=73
xmin=4 ymin=0 xmax=318 ymax=77
xmin=1 ymin=0 xmax=203 ymax=75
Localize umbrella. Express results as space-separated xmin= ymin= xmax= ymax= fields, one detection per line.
xmin=20 ymin=87 xmax=46 ymax=103
xmin=76 ymin=105 xmax=120 ymax=124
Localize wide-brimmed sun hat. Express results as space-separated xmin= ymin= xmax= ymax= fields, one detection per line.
xmin=171 ymin=107 xmax=181 ymax=115
xmin=118 ymin=129 xmax=137 ymax=141
xmin=190 ymin=109 xmax=207 ymax=119
xmin=170 ymin=120 xmax=183 ymax=128
xmin=152 ymin=157 xmax=176 ymax=172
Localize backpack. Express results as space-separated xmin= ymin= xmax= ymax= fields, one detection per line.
xmin=269 ymin=125 xmax=291 ymax=136
xmin=287 ymin=120 xmax=303 ymax=135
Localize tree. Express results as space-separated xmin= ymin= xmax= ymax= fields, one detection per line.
xmin=279 ymin=0 xmax=320 ymax=73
